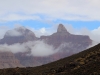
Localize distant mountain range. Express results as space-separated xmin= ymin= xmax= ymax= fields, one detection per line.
xmin=0 ymin=24 xmax=92 ymax=68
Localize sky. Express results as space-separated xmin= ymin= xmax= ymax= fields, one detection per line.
xmin=0 ymin=0 xmax=100 ymax=57
xmin=0 ymin=0 xmax=100 ymax=40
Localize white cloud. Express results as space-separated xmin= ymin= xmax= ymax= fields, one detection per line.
xmin=0 ymin=25 xmax=26 ymax=39
xmin=0 ymin=41 xmax=58 ymax=57
xmin=39 ymin=28 xmax=46 ymax=34
xmin=0 ymin=24 xmax=100 ymax=57
xmin=0 ymin=26 xmax=10 ymax=39
xmin=5 ymin=29 xmax=22 ymax=36
xmin=30 ymin=41 xmax=57 ymax=57
xmin=0 ymin=0 xmax=100 ymax=21
xmin=1 ymin=14 xmax=40 ymax=22
xmin=92 ymin=27 xmax=100 ymax=35
xmin=28 ymin=26 xmax=56 ymax=37
xmin=0 ymin=43 xmax=28 ymax=53
xmin=0 ymin=24 xmax=100 ymax=44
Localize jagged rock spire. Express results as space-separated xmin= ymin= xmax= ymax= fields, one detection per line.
xmin=57 ymin=24 xmax=69 ymax=33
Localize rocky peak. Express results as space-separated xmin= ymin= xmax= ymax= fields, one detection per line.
xmin=15 ymin=26 xmax=26 ymax=33
xmin=1 ymin=26 xmax=37 ymax=44
xmin=15 ymin=26 xmax=35 ymax=36
xmin=16 ymin=26 xmax=37 ymax=40
xmin=57 ymin=24 xmax=69 ymax=33
xmin=4 ymin=26 xmax=36 ymax=38
xmin=57 ymin=24 xmax=70 ymax=36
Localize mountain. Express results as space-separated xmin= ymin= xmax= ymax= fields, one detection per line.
xmin=41 ymin=24 xmax=92 ymax=49
xmin=15 ymin=24 xmax=92 ymax=67
xmin=0 ymin=24 xmax=92 ymax=68
xmin=0 ymin=26 xmax=38 ymax=68
xmin=0 ymin=43 xmax=100 ymax=75
xmin=40 ymin=24 xmax=92 ymax=59
xmin=0 ymin=51 xmax=23 ymax=69
xmin=0 ymin=26 xmax=37 ymax=44
xmin=14 ymin=53 xmax=43 ymax=67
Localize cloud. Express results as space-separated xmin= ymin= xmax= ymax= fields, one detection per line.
xmin=92 ymin=27 xmax=100 ymax=35
xmin=5 ymin=29 xmax=22 ymax=37
xmin=0 ymin=24 xmax=56 ymax=39
xmin=30 ymin=41 xmax=57 ymax=56
xmin=0 ymin=25 xmax=25 ymax=39
xmin=64 ymin=25 xmax=100 ymax=44
xmin=0 ymin=43 xmax=28 ymax=53
xmin=39 ymin=28 xmax=46 ymax=34
xmin=78 ymin=27 xmax=100 ymax=44
xmin=0 ymin=24 xmax=100 ymax=57
xmin=0 ymin=41 xmax=58 ymax=57
xmin=28 ymin=26 xmax=56 ymax=37
xmin=0 ymin=0 xmax=100 ymax=21
xmin=0 ymin=24 xmax=100 ymax=44
xmin=0 ymin=14 xmax=40 ymax=22
xmin=0 ymin=26 xmax=10 ymax=39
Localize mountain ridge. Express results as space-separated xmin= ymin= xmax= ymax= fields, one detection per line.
xmin=0 ymin=43 xmax=99 ymax=75
xmin=0 ymin=24 xmax=93 ymax=68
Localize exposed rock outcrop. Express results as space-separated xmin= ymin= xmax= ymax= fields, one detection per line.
xmin=40 ymin=24 xmax=92 ymax=60
xmin=0 ymin=26 xmax=37 ymax=44
xmin=0 ymin=51 xmax=23 ymax=69
xmin=0 ymin=24 xmax=92 ymax=68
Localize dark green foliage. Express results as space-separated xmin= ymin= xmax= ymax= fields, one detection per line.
xmin=0 ymin=44 xmax=100 ymax=75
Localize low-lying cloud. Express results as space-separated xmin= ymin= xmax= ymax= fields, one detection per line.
xmin=0 ymin=41 xmax=58 ymax=57
xmin=0 ymin=24 xmax=100 ymax=57
xmin=30 ymin=41 xmax=57 ymax=56
xmin=5 ymin=29 xmax=22 ymax=37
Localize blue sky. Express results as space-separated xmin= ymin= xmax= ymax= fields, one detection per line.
xmin=0 ymin=0 xmax=100 ymax=57
xmin=0 ymin=20 xmax=100 ymax=30
xmin=0 ymin=0 xmax=100 ymax=39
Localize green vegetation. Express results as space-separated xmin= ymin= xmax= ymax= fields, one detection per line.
xmin=0 ymin=44 xmax=100 ymax=75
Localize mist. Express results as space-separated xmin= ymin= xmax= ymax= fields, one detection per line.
xmin=0 ymin=24 xmax=100 ymax=57
xmin=0 ymin=40 xmax=59 ymax=57
xmin=64 ymin=25 xmax=100 ymax=45
xmin=5 ymin=29 xmax=23 ymax=37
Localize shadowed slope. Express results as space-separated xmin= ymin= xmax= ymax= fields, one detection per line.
xmin=0 ymin=43 xmax=100 ymax=75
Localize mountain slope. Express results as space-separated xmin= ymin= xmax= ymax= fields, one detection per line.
xmin=41 ymin=24 xmax=92 ymax=48
xmin=40 ymin=24 xmax=92 ymax=59
xmin=0 ymin=24 xmax=93 ymax=68
xmin=0 ymin=43 xmax=100 ymax=75
xmin=0 ymin=51 xmax=23 ymax=69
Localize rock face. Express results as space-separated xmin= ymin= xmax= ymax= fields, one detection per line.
xmin=0 ymin=26 xmax=37 ymax=44
xmin=41 ymin=24 xmax=92 ymax=49
xmin=0 ymin=26 xmax=38 ymax=68
xmin=0 ymin=24 xmax=92 ymax=68
xmin=1 ymin=44 xmax=100 ymax=75
xmin=14 ymin=53 xmax=42 ymax=67
xmin=40 ymin=24 xmax=92 ymax=60
xmin=57 ymin=24 xmax=69 ymax=33
xmin=0 ymin=51 xmax=23 ymax=69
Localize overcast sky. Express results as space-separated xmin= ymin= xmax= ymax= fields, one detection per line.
xmin=0 ymin=0 xmax=100 ymax=41
xmin=0 ymin=0 xmax=100 ymax=57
